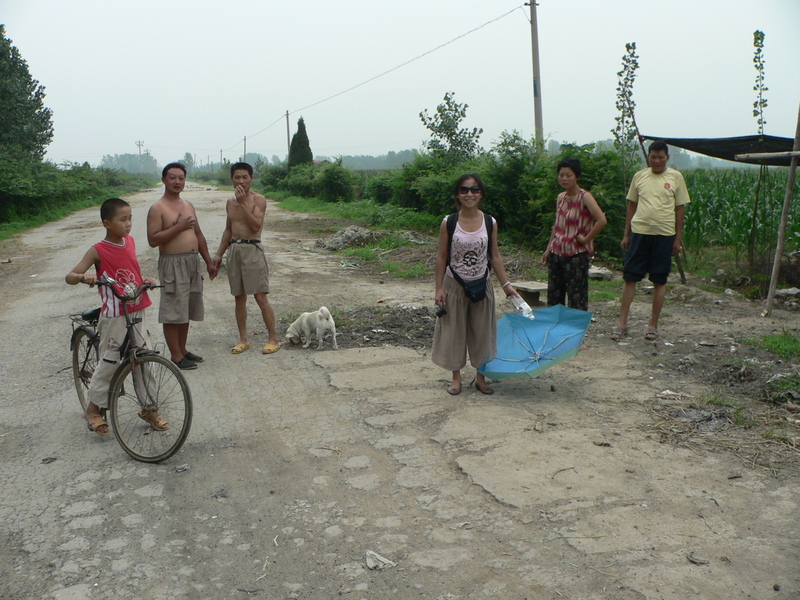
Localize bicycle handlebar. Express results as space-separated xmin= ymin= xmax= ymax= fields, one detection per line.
xmin=97 ymin=277 xmax=162 ymax=302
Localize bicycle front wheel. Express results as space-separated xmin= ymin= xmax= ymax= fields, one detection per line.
xmin=71 ymin=327 xmax=99 ymax=411
xmin=109 ymin=354 xmax=192 ymax=463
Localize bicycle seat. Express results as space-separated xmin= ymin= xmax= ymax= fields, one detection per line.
xmin=81 ymin=307 xmax=101 ymax=323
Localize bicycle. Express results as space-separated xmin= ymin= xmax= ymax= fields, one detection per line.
xmin=69 ymin=277 xmax=193 ymax=462
xmin=70 ymin=306 xmax=101 ymax=412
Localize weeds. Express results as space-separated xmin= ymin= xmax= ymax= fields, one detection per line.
xmin=731 ymin=406 xmax=758 ymax=428
xmin=588 ymin=279 xmax=619 ymax=303
xmin=745 ymin=332 xmax=800 ymax=360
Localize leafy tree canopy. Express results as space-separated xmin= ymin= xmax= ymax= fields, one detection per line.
xmin=100 ymin=152 xmax=160 ymax=175
xmin=0 ymin=25 xmax=53 ymax=160
xmin=288 ymin=117 xmax=313 ymax=168
xmin=419 ymin=92 xmax=483 ymax=163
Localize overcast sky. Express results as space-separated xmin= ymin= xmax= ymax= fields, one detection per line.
xmin=4 ymin=0 xmax=799 ymax=167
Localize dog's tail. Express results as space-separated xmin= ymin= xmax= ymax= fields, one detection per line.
xmin=319 ymin=306 xmax=331 ymax=320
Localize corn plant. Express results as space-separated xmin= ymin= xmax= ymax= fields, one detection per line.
xmin=683 ymin=168 xmax=800 ymax=277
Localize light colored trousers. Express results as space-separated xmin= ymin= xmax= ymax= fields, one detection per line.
xmin=432 ymin=274 xmax=497 ymax=371
xmin=87 ymin=311 xmax=150 ymax=408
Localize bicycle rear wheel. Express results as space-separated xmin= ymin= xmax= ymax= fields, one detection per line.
xmin=71 ymin=327 xmax=99 ymax=411
xmin=108 ymin=354 xmax=192 ymax=463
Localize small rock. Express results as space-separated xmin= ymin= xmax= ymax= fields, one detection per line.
xmin=687 ymin=551 xmax=709 ymax=565
xmin=588 ymin=266 xmax=612 ymax=280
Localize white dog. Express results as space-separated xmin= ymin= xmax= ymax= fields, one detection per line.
xmin=285 ymin=306 xmax=338 ymax=350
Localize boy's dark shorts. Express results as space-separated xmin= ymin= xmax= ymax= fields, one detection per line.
xmin=623 ymin=232 xmax=674 ymax=285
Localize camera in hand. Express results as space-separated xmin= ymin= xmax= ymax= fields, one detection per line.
xmin=435 ymin=305 xmax=448 ymax=318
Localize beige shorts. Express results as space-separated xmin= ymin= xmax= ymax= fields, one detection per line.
xmin=226 ymin=242 xmax=270 ymax=296
xmin=158 ymin=252 xmax=204 ymax=324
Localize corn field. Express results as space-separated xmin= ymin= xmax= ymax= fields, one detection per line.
xmin=683 ymin=168 xmax=800 ymax=274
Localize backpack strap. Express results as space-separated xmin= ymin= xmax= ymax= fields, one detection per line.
xmin=446 ymin=211 xmax=494 ymax=268
xmin=446 ymin=213 xmax=459 ymax=268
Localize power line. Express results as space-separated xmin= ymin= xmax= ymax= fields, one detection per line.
xmin=288 ymin=6 xmax=523 ymax=117
xmin=220 ymin=5 xmax=524 ymax=154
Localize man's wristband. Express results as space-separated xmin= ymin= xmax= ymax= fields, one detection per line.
xmin=501 ymin=281 xmax=512 ymax=289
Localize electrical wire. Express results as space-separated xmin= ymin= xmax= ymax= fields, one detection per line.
xmin=221 ymin=5 xmax=524 ymax=154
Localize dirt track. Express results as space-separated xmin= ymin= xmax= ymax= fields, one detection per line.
xmin=0 ymin=184 xmax=798 ymax=600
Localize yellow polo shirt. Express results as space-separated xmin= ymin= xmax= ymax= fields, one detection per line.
xmin=627 ymin=167 xmax=691 ymax=236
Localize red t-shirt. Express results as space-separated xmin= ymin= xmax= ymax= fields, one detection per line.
xmin=93 ymin=237 xmax=151 ymax=317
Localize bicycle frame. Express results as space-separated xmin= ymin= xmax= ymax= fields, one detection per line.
xmin=98 ymin=277 xmax=162 ymax=409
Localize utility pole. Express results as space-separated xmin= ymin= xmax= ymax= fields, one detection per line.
xmin=285 ymin=110 xmax=291 ymax=162
xmin=135 ymin=140 xmax=144 ymax=173
xmin=220 ymin=149 xmax=223 ymax=167
xmin=526 ymin=2 xmax=544 ymax=144
xmin=243 ymin=135 xmax=247 ymax=162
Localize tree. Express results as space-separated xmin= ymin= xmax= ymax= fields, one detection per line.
xmin=611 ymin=42 xmax=645 ymax=183
xmin=419 ymin=92 xmax=483 ymax=162
xmin=752 ymin=30 xmax=768 ymax=135
xmin=0 ymin=25 xmax=53 ymax=160
xmin=100 ymin=152 xmax=159 ymax=174
xmin=182 ymin=152 xmax=195 ymax=173
xmin=288 ymin=117 xmax=313 ymax=168
xmin=749 ymin=30 xmax=770 ymax=270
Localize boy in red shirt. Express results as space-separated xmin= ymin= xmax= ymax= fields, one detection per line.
xmin=66 ymin=198 xmax=164 ymax=435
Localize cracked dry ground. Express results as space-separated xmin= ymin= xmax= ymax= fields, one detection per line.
xmin=0 ymin=184 xmax=798 ymax=600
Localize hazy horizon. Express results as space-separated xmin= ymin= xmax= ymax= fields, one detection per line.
xmin=4 ymin=0 xmax=799 ymax=167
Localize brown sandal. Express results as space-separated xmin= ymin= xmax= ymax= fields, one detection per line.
xmin=610 ymin=327 xmax=629 ymax=341
xmin=86 ymin=414 xmax=110 ymax=436
xmin=138 ymin=409 xmax=169 ymax=431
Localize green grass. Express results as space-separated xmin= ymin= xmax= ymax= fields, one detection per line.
xmin=744 ymin=332 xmax=800 ymax=360
xmin=762 ymin=429 xmax=794 ymax=444
xmin=275 ymin=196 xmax=440 ymax=232
xmin=767 ymin=374 xmax=800 ymax=392
xmin=383 ymin=261 xmax=428 ymax=278
xmin=730 ymin=406 xmax=757 ymax=428
xmin=588 ymin=279 xmax=619 ymax=303
xmin=271 ymin=195 xmax=436 ymax=279
xmin=338 ymin=235 xmax=430 ymax=279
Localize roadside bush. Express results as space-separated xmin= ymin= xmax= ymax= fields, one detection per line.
xmin=282 ymin=163 xmax=317 ymax=197
xmin=0 ymin=156 xmax=157 ymax=236
xmin=364 ymin=171 xmax=395 ymax=204
xmin=316 ymin=162 xmax=354 ymax=202
xmin=260 ymin=163 xmax=288 ymax=192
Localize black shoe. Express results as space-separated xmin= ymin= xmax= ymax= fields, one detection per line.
xmin=184 ymin=351 xmax=204 ymax=363
xmin=173 ymin=357 xmax=198 ymax=370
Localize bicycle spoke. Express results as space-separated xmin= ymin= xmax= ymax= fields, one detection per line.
xmin=109 ymin=355 xmax=192 ymax=462
xmin=72 ymin=328 xmax=98 ymax=412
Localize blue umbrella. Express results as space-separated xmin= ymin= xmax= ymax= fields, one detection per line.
xmin=478 ymin=304 xmax=592 ymax=380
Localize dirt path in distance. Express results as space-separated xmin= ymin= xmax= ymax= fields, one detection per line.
xmin=0 ymin=183 xmax=798 ymax=600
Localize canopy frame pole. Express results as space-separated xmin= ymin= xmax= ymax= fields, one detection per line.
xmin=763 ymin=102 xmax=800 ymax=317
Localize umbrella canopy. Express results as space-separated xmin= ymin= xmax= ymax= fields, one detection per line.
xmin=479 ymin=304 xmax=592 ymax=380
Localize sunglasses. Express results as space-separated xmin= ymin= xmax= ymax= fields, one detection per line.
xmin=458 ymin=186 xmax=481 ymax=195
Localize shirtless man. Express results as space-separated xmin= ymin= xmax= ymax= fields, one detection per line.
xmin=213 ymin=162 xmax=280 ymax=355
xmin=147 ymin=162 xmax=217 ymax=370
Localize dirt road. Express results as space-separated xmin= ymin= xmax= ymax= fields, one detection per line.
xmin=1 ymin=184 xmax=798 ymax=599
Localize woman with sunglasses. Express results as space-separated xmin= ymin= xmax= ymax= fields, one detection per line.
xmin=432 ymin=173 xmax=518 ymax=395
xmin=541 ymin=157 xmax=607 ymax=311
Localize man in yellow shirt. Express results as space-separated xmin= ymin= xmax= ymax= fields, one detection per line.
xmin=612 ymin=141 xmax=690 ymax=341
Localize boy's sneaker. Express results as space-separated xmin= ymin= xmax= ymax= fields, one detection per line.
xmin=173 ymin=357 xmax=198 ymax=370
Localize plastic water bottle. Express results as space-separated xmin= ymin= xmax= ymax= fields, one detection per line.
xmin=510 ymin=295 xmax=535 ymax=319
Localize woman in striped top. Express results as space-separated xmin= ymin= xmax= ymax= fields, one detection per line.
xmin=541 ymin=158 xmax=607 ymax=312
